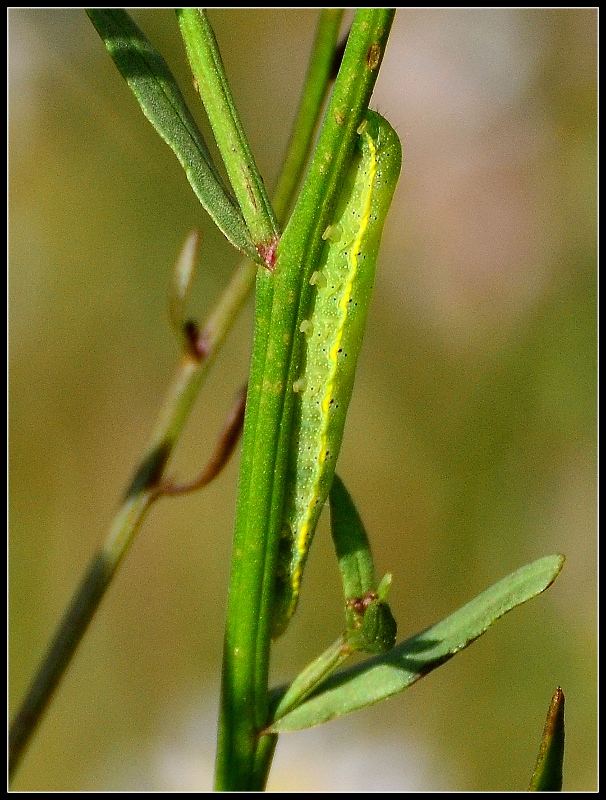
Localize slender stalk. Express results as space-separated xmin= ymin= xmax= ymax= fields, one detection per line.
xmin=271 ymin=636 xmax=352 ymax=722
xmin=271 ymin=9 xmax=345 ymax=224
xmin=9 ymin=244 xmax=254 ymax=781
xmin=177 ymin=9 xmax=279 ymax=261
xmin=214 ymin=9 xmax=396 ymax=791
xmin=9 ymin=491 xmax=154 ymax=779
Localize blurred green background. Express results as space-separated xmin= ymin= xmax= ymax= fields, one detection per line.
xmin=9 ymin=9 xmax=596 ymax=791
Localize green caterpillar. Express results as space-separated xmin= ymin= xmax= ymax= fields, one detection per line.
xmin=272 ymin=110 xmax=402 ymax=638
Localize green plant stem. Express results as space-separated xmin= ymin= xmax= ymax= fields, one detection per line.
xmin=9 ymin=491 xmax=153 ymax=780
xmin=177 ymin=9 xmax=279 ymax=260
xmin=271 ymin=9 xmax=344 ymax=224
xmin=214 ymin=9 xmax=396 ymax=791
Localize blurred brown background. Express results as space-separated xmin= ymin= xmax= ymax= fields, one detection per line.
xmin=9 ymin=9 xmax=596 ymax=791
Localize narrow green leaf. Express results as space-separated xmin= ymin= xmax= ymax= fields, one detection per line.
xmin=86 ymin=9 xmax=260 ymax=263
xmin=529 ymin=687 xmax=565 ymax=791
xmin=329 ymin=474 xmax=397 ymax=654
xmin=272 ymin=636 xmax=352 ymax=722
xmin=176 ymin=9 xmax=279 ymax=258
xmin=330 ymin=473 xmax=378 ymax=600
xmin=268 ymin=555 xmax=565 ymax=732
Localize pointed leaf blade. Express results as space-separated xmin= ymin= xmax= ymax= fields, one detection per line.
xmin=86 ymin=9 xmax=260 ymax=262
xmin=269 ymin=554 xmax=565 ymax=732
xmin=529 ymin=687 xmax=565 ymax=791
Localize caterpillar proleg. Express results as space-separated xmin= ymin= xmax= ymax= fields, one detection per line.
xmin=272 ymin=110 xmax=402 ymax=637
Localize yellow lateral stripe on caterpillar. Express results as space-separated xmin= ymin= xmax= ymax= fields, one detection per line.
xmin=315 ymin=128 xmax=376 ymax=481
xmin=322 ymin=126 xmax=377 ymax=429
xmin=272 ymin=111 xmax=402 ymax=638
xmin=295 ymin=129 xmax=376 ymax=566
